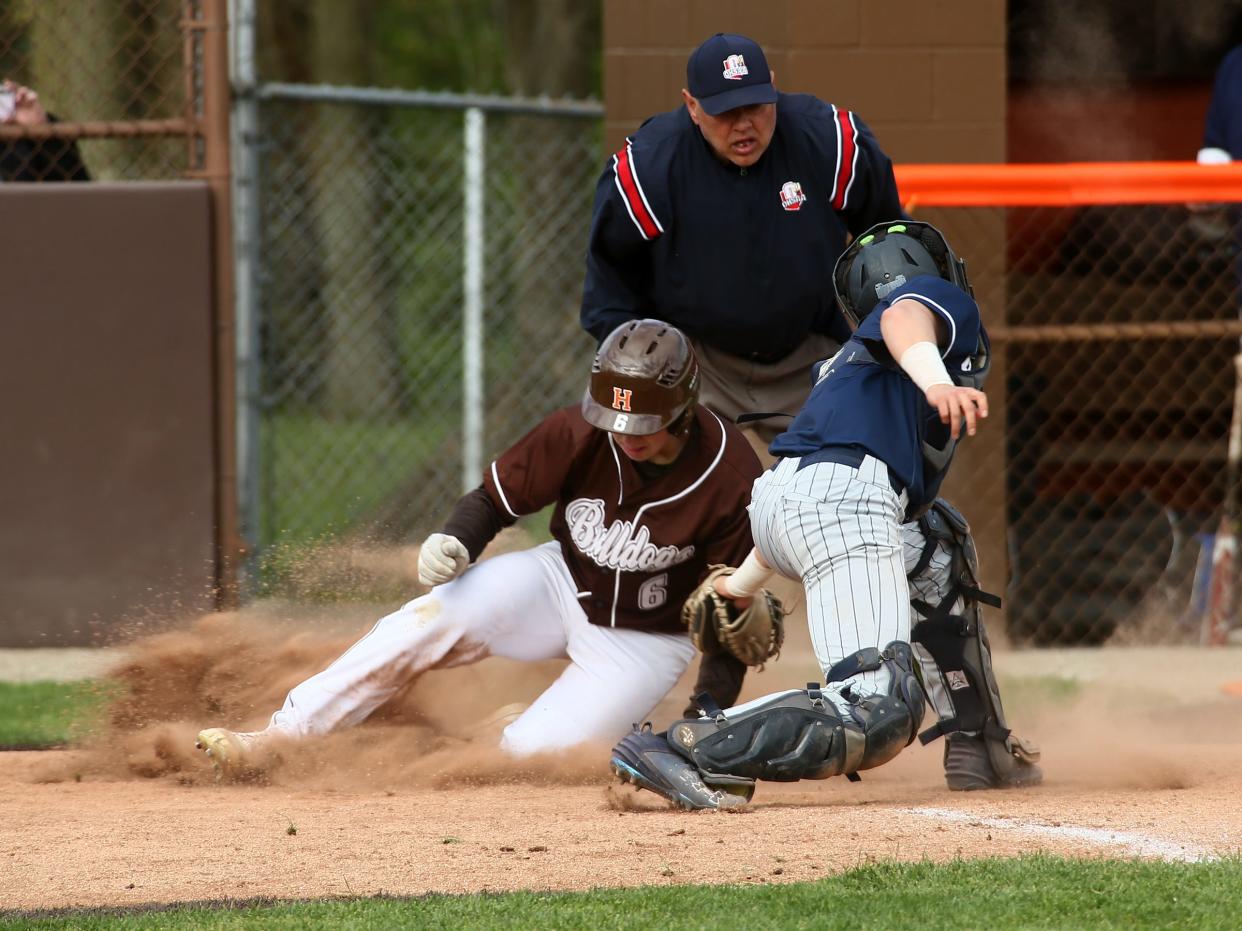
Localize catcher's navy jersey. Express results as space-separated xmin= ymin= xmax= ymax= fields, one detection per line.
xmin=768 ymin=275 xmax=982 ymax=512
xmin=581 ymin=92 xmax=903 ymax=358
xmin=1205 ymin=45 xmax=1242 ymax=157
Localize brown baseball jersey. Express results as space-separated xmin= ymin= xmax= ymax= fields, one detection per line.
xmin=480 ymin=404 xmax=761 ymax=633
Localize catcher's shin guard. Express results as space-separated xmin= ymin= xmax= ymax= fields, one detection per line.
xmin=668 ymin=643 xmax=924 ymax=783
xmin=912 ymin=614 xmax=1042 ymax=788
xmin=908 ymin=498 xmax=1041 ymax=788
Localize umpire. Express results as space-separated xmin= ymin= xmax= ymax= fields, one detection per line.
xmin=580 ymin=32 xmax=905 ymax=445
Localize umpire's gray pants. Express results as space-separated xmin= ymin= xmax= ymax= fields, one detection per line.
xmin=690 ymin=334 xmax=840 ymax=447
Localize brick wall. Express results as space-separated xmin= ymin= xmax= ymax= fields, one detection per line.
xmin=602 ymin=0 xmax=1005 ymax=162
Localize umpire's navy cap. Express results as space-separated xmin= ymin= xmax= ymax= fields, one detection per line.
xmin=687 ymin=33 xmax=777 ymax=116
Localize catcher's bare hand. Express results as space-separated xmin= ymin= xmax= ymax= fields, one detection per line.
xmin=925 ymin=384 xmax=988 ymax=438
xmin=712 ymin=573 xmax=752 ymax=609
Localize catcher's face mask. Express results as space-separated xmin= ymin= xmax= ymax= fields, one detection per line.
xmin=582 ymin=319 xmax=700 ymax=436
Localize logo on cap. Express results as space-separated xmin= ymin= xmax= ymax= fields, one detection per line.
xmin=612 ymin=387 xmax=633 ymax=411
xmin=779 ymin=181 xmax=806 ymax=212
xmin=722 ymin=54 xmax=749 ymax=80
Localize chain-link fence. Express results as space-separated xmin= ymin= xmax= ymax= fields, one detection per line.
xmin=0 ymin=0 xmax=207 ymax=181
xmin=245 ymin=108 xmax=1242 ymax=648
xmin=922 ymin=199 xmax=1242 ymax=647
xmin=242 ymin=85 xmax=603 ymax=580
xmin=11 ymin=3 xmax=1240 ymax=646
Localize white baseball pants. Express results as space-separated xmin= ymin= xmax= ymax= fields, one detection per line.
xmin=748 ymin=455 xmax=910 ymax=706
xmin=903 ymin=521 xmax=956 ymax=610
xmin=267 ymin=541 xmax=695 ymax=755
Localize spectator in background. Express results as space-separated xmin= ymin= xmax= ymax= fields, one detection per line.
xmin=1197 ymin=47 xmax=1242 ymax=246
xmin=1185 ymin=46 xmax=1242 ymax=637
xmin=1201 ymin=45 xmax=1242 ymax=165
xmin=0 ymin=80 xmax=90 ymax=182
xmin=1194 ymin=46 xmax=1242 ymax=248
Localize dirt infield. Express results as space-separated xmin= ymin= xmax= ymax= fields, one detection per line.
xmin=3 ymin=605 xmax=1242 ymax=912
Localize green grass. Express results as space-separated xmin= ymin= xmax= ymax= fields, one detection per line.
xmin=266 ymin=412 xmax=452 ymax=545
xmin=0 ymin=680 xmax=113 ymax=749
xmin=4 ymin=856 xmax=1240 ymax=929
xmin=256 ymin=412 xmax=560 ymax=599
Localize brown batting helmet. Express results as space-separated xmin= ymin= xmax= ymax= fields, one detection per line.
xmin=582 ymin=320 xmax=700 ymax=436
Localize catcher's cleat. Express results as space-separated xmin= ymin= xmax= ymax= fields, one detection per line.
xmin=944 ymin=733 xmax=1043 ymax=791
xmin=610 ymin=724 xmax=751 ymax=811
xmin=194 ymin=727 xmax=269 ymax=782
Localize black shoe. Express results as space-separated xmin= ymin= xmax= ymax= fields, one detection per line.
xmin=945 ymin=733 xmax=1043 ymax=791
xmin=611 ymin=724 xmax=751 ymax=810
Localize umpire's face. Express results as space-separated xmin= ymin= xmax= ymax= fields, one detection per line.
xmin=682 ymin=83 xmax=777 ymax=168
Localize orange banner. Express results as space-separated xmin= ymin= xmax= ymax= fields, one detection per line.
xmin=894 ymin=162 xmax=1242 ymax=208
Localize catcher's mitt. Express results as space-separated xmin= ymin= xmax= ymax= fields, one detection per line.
xmin=682 ymin=565 xmax=785 ymax=668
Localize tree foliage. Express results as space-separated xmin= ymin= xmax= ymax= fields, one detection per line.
xmin=257 ymin=0 xmax=600 ymax=98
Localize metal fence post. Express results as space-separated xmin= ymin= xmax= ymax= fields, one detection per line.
xmin=463 ymin=106 xmax=485 ymax=492
xmin=188 ymin=0 xmax=242 ymax=608
xmin=230 ymin=0 xmax=261 ymax=588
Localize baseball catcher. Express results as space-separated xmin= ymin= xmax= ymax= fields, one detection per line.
xmin=610 ymin=221 xmax=1041 ymax=808
xmin=683 ymin=498 xmax=1041 ymax=792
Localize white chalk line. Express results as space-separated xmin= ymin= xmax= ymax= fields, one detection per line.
xmin=906 ymin=806 xmax=1218 ymax=863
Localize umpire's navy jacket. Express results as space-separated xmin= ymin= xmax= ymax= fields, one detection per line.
xmin=580 ymin=92 xmax=904 ymax=362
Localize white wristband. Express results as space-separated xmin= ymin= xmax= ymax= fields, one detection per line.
xmin=899 ymin=341 xmax=953 ymax=393
xmin=723 ymin=550 xmax=773 ymax=598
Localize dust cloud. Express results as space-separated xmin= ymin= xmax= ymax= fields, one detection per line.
xmin=36 ymin=546 xmax=1242 ymax=800
xmin=46 ymin=608 xmax=610 ymax=791
xmin=992 ymin=657 xmax=1242 ymax=793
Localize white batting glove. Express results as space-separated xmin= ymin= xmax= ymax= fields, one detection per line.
xmin=417 ymin=533 xmax=470 ymax=586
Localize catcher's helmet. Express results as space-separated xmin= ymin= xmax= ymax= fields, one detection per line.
xmin=582 ymin=319 xmax=700 ymax=436
xmin=833 ymin=221 xmax=972 ymax=328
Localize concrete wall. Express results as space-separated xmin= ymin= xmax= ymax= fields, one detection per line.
xmin=0 ymin=183 xmax=218 ymax=646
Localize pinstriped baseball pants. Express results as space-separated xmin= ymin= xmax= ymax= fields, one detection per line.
xmin=749 ymin=455 xmax=911 ymax=704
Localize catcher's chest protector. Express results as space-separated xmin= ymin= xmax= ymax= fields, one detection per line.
xmin=817 ymin=344 xmax=978 ymax=520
